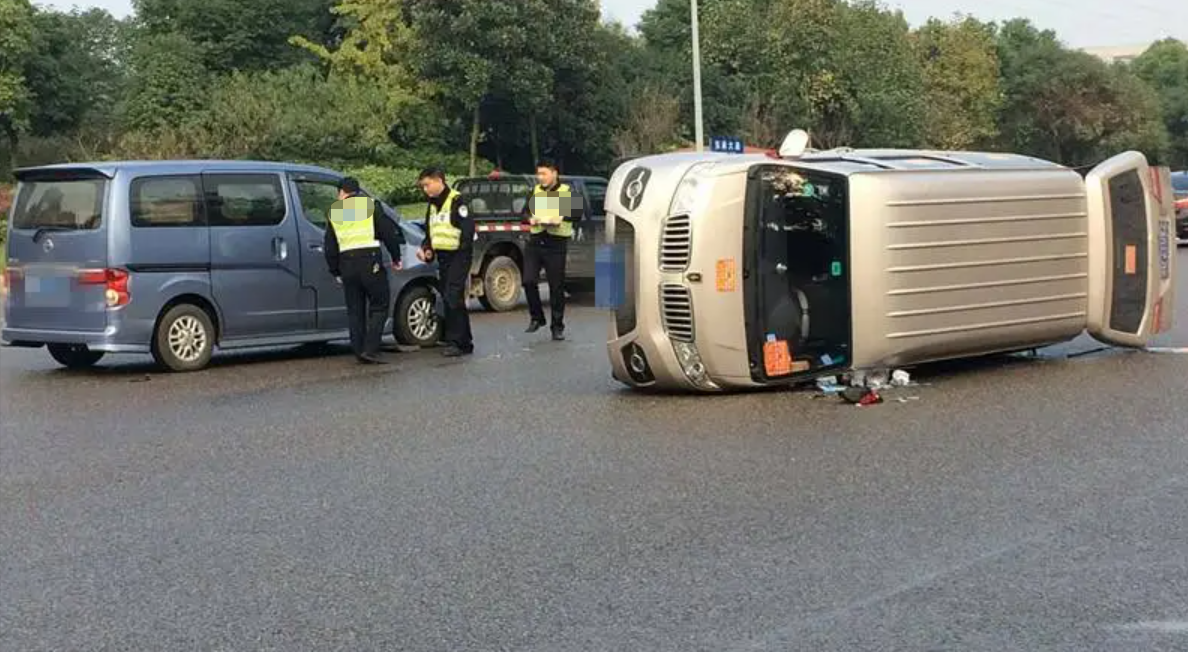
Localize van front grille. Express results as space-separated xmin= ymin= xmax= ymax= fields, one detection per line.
xmin=659 ymin=215 xmax=692 ymax=271
xmin=660 ymin=283 xmax=694 ymax=342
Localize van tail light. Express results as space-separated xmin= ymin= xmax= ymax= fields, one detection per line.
xmin=79 ymin=268 xmax=130 ymax=308
xmin=2 ymin=268 xmax=20 ymax=296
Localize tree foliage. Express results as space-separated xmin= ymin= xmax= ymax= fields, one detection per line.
xmin=0 ymin=0 xmax=35 ymax=167
xmin=913 ymin=16 xmax=1002 ymax=149
xmin=4 ymin=0 xmax=1187 ymax=182
xmin=1132 ymin=39 xmax=1188 ymax=168
xmin=133 ymin=0 xmax=337 ymax=73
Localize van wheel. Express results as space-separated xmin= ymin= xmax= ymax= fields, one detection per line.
xmin=395 ymin=285 xmax=442 ymax=347
xmin=153 ymin=304 xmax=215 ymax=372
xmin=478 ymin=255 xmax=522 ymax=312
xmin=47 ymin=344 xmax=105 ymax=369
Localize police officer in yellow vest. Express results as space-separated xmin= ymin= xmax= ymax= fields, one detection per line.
xmin=324 ymin=177 xmax=406 ymax=364
xmin=521 ymin=159 xmax=582 ymax=341
xmin=415 ymin=167 xmax=475 ymax=357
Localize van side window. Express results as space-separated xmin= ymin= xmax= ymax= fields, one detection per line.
xmin=204 ymin=174 xmax=286 ymax=227
xmin=294 ymin=180 xmax=340 ymax=229
xmin=131 ymin=176 xmax=204 ymax=227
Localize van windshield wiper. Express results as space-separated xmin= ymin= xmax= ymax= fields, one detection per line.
xmin=31 ymin=226 xmax=74 ymax=243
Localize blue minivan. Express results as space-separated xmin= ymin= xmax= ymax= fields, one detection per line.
xmin=2 ymin=160 xmax=442 ymax=371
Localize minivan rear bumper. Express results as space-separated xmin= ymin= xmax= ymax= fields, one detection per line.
xmin=1 ymin=326 xmax=150 ymax=353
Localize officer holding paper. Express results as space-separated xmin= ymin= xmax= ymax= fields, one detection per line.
xmin=520 ymin=159 xmax=582 ymax=341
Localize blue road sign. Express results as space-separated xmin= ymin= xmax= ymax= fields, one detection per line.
xmin=710 ymin=136 xmax=744 ymax=154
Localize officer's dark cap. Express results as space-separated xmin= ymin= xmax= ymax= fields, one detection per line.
xmin=338 ymin=177 xmax=361 ymax=194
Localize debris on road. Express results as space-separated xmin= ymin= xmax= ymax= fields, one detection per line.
xmin=891 ymin=369 xmax=911 ymax=387
xmin=816 ymin=376 xmax=844 ymax=394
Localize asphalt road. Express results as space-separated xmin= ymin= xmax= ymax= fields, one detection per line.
xmin=3 ymin=256 xmax=1188 ymax=652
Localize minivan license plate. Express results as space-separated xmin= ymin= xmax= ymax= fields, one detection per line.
xmin=25 ymin=275 xmax=71 ymax=308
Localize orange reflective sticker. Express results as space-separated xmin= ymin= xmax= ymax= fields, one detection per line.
xmin=1125 ymin=245 xmax=1137 ymax=275
xmin=1154 ymin=298 xmax=1163 ymax=333
xmin=763 ymin=339 xmax=792 ymax=377
xmin=716 ymin=258 xmax=737 ymax=292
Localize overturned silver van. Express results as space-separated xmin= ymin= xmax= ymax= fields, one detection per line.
xmin=599 ymin=138 xmax=1176 ymax=392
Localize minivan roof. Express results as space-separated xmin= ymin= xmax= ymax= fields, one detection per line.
xmin=12 ymin=160 xmax=343 ymax=181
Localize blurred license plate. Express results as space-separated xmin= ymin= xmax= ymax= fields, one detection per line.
xmin=595 ymin=244 xmax=626 ymax=309
xmin=25 ymin=274 xmax=71 ymax=308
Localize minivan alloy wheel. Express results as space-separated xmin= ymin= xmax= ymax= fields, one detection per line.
xmin=168 ymin=315 xmax=208 ymax=363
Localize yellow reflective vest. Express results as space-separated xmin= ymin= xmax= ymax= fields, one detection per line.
xmin=529 ymin=183 xmax=575 ymax=239
xmin=428 ymin=190 xmax=463 ymax=252
xmin=329 ymin=195 xmax=380 ymax=252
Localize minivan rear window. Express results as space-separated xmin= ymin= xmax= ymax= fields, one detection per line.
xmin=12 ymin=178 xmax=105 ymax=231
xmin=1172 ymin=174 xmax=1188 ymax=192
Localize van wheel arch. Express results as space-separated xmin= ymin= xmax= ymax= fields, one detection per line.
xmin=155 ymin=294 xmax=221 ymax=343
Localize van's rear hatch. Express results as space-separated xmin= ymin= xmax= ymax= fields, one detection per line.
xmin=5 ymin=167 xmax=111 ymax=334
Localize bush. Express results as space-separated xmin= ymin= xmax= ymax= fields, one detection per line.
xmin=340 ymin=161 xmax=497 ymax=209
xmin=341 ymin=166 xmax=424 ymax=207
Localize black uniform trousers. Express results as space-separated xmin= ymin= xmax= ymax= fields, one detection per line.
xmin=523 ymin=234 xmax=569 ymax=331
xmin=437 ymin=249 xmax=474 ymax=352
xmin=340 ymin=249 xmax=390 ymax=359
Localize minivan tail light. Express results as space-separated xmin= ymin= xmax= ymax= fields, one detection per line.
xmin=2 ymin=268 xmax=20 ymax=296
xmin=80 ymin=268 xmax=130 ymax=308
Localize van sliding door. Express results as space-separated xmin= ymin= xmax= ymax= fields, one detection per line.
xmin=1084 ymin=152 xmax=1176 ymax=346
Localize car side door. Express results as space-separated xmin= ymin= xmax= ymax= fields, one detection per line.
xmin=206 ymin=172 xmax=313 ymax=340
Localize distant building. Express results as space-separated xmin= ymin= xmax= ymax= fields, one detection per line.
xmin=1081 ymin=43 xmax=1153 ymax=64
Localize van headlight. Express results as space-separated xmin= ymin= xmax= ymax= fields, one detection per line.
xmin=668 ymin=162 xmax=716 ymax=217
xmin=672 ymin=341 xmax=720 ymax=390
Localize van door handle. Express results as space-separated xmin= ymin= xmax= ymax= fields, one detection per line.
xmin=308 ymin=243 xmax=324 ymax=253
xmin=272 ymin=237 xmax=289 ymax=261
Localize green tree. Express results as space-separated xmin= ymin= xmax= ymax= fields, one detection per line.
xmin=0 ymin=0 xmax=34 ymax=171
xmin=133 ymin=0 xmax=337 ymax=73
xmin=407 ymin=0 xmax=550 ymax=175
xmin=190 ymin=64 xmax=434 ymax=165
xmin=1132 ymin=39 xmax=1188 ymax=168
xmin=120 ymin=31 xmax=209 ymax=134
xmin=23 ymin=9 xmax=128 ymax=138
xmin=912 ymin=16 xmax=1003 ymax=149
xmin=996 ymin=19 xmax=1169 ymax=165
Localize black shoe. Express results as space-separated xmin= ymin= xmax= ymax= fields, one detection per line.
xmin=526 ymin=320 xmax=546 ymax=334
xmin=441 ymin=346 xmax=474 ymax=358
xmin=551 ymin=330 xmax=565 ymax=341
xmin=358 ymin=353 xmax=388 ymax=365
